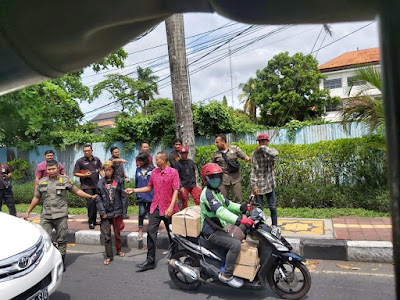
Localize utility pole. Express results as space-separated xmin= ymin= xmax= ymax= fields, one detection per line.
xmin=165 ymin=14 xmax=196 ymax=159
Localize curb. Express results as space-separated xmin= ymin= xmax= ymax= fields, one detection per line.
xmin=65 ymin=230 xmax=394 ymax=263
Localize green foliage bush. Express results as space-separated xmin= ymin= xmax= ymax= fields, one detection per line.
xmin=195 ymin=136 xmax=389 ymax=212
xmin=8 ymin=159 xmax=33 ymax=183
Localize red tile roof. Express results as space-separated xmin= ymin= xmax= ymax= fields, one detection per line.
xmin=318 ymin=48 xmax=380 ymax=72
xmin=97 ymin=121 xmax=115 ymax=127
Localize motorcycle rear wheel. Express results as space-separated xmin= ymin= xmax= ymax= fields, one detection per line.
xmin=168 ymin=250 xmax=202 ymax=290
xmin=267 ymin=261 xmax=311 ymax=299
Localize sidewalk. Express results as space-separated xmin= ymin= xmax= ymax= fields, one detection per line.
xmin=21 ymin=213 xmax=393 ymax=263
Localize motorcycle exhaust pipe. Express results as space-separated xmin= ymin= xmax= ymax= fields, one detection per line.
xmin=169 ymin=259 xmax=199 ymax=281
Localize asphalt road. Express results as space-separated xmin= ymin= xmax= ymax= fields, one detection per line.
xmin=52 ymin=244 xmax=396 ymax=300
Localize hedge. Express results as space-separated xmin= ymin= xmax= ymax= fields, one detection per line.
xmin=9 ymin=136 xmax=389 ymax=212
xmin=195 ymin=135 xmax=389 ymax=212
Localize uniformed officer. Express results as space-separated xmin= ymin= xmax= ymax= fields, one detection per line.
xmin=24 ymin=160 xmax=98 ymax=271
xmin=212 ymin=134 xmax=250 ymax=203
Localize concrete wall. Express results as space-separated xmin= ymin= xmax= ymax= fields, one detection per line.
xmin=0 ymin=122 xmax=369 ymax=179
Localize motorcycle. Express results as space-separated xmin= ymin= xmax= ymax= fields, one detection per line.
xmin=167 ymin=202 xmax=311 ymax=299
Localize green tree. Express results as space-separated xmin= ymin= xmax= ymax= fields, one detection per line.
xmin=135 ymin=67 xmax=159 ymax=116
xmin=238 ymin=77 xmax=257 ymax=121
xmin=103 ymin=98 xmax=176 ymax=148
xmin=91 ymin=74 xmax=138 ymax=112
xmin=193 ymin=101 xmax=233 ymax=136
xmin=0 ymin=49 xmax=127 ymax=148
xmin=0 ymin=81 xmax=84 ymax=149
xmin=341 ymin=65 xmax=384 ymax=134
xmin=251 ymin=52 xmax=338 ymax=126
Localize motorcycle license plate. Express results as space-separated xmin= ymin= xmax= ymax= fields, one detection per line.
xmin=27 ymin=287 xmax=49 ymax=300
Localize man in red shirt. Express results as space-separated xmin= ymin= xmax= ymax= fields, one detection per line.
xmin=126 ymin=151 xmax=179 ymax=271
xmin=34 ymin=150 xmax=65 ymax=192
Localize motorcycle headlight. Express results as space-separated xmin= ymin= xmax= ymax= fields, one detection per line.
xmin=33 ymin=224 xmax=52 ymax=252
xmin=259 ymin=229 xmax=289 ymax=252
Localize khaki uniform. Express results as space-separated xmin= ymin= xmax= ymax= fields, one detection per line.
xmin=212 ymin=145 xmax=247 ymax=203
xmin=36 ymin=175 xmax=77 ymax=256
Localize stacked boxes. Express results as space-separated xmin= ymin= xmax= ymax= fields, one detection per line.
xmin=233 ymin=240 xmax=260 ymax=281
xmin=171 ymin=206 xmax=201 ymax=237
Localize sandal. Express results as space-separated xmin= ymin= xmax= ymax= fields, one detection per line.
xmin=137 ymin=235 xmax=143 ymax=241
xmin=117 ymin=251 xmax=125 ymax=257
xmin=104 ymin=258 xmax=112 ymax=265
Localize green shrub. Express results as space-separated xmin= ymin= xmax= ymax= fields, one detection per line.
xmin=194 ymin=136 xmax=389 ymax=212
xmin=8 ymin=159 xmax=33 ymax=183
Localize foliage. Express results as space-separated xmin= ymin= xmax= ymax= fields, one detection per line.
xmin=0 ymin=81 xmax=84 ymax=150
xmin=281 ymin=119 xmax=329 ymax=142
xmin=193 ymin=101 xmax=233 ymax=136
xmin=193 ymin=101 xmax=264 ymax=137
xmin=91 ymin=48 xmax=128 ymax=73
xmin=341 ymin=65 xmax=384 ymax=135
xmin=103 ymin=98 xmax=176 ymax=149
xmin=195 ymin=136 xmax=389 ymax=212
xmin=0 ymin=48 xmax=127 ymax=149
xmin=238 ymin=77 xmax=257 ymax=120
xmin=135 ymin=67 xmax=159 ymax=115
xmin=91 ymin=74 xmax=139 ymax=111
xmin=8 ymin=159 xmax=33 ymax=183
xmin=250 ymin=52 xmax=339 ymax=126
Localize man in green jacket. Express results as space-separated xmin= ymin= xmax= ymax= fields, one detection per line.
xmin=199 ymin=163 xmax=255 ymax=288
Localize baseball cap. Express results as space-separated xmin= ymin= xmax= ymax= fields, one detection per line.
xmin=178 ymin=146 xmax=189 ymax=153
xmin=256 ymin=133 xmax=269 ymax=141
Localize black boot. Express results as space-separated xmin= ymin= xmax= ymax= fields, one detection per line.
xmin=62 ymin=255 xmax=66 ymax=272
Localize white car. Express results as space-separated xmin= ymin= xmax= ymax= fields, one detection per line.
xmin=0 ymin=212 xmax=63 ymax=300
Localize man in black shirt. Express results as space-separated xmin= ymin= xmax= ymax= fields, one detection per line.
xmin=168 ymin=138 xmax=182 ymax=168
xmin=175 ymin=146 xmax=201 ymax=209
xmin=73 ymin=144 xmax=104 ymax=229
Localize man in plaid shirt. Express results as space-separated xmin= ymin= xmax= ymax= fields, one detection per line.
xmin=250 ymin=133 xmax=279 ymax=234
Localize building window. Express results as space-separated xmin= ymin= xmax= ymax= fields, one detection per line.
xmin=347 ymin=76 xmax=366 ymax=86
xmin=324 ymin=78 xmax=342 ymax=89
xmin=325 ymin=103 xmax=343 ymax=112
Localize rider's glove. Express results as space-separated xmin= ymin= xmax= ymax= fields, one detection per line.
xmin=240 ymin=218 xmax=256 ymax=227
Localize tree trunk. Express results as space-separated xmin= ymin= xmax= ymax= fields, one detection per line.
xmin=165 ymin=14 xmax=196 ymax=159
xmin=143 ymin=99 xmax=147 ymax=116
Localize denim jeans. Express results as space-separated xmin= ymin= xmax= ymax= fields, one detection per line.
xmin=255 ymin=191 xmax=277 ymax=226
xmin=138 ymin=202 xmax=150 ymax=227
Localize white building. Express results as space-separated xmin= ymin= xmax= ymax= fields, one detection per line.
xmin=318 ymin=48 xmax=381 ymax=122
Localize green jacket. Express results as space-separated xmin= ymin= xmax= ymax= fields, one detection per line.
xmin=200 ymin=187 xmax=242 ymax=236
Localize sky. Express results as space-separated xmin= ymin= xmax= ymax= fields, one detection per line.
xmin=80 ymin=13 xmax=380 ymax=122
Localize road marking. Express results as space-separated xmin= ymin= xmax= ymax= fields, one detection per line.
xmin=334 ymin=224 xmax=392 ymax=229
xmin=309 ymin=269 xmax=394 ymax=278
xmin=278 ymin=220 xmax=324 ymax=235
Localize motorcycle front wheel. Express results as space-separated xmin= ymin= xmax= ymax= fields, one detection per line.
xmin=168 ymin=250 xmax=202 ymax=290
xmin=267 ymin=261 xmax=311 ymax=299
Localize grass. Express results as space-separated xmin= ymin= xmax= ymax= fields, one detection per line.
xmin=11 ymin=204 xmax=389 ymax=218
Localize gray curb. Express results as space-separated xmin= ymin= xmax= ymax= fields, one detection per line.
xmin=66 ymin=230 xmax=393 ymax=263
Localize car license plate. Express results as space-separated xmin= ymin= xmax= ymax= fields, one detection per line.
xmin=26 ymin=287 xmax=48 ymax=300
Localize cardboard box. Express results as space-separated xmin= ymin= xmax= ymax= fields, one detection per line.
xmin=172 ymin=206 xmax=201 ymax=237
xmin=233 ymin=240 xmax=260 ymax=281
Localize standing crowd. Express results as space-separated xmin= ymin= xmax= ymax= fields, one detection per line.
xmin=1 ymin=134 xmax=278 ymax=286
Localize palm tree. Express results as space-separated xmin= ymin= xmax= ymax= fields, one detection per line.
xmin=341 ymin=65 xmax=384 ymax=134
xmin=238 ymin=77 xmax=257 ymax=121
xmin=135 ymin=67 xmax=159 ymax=116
